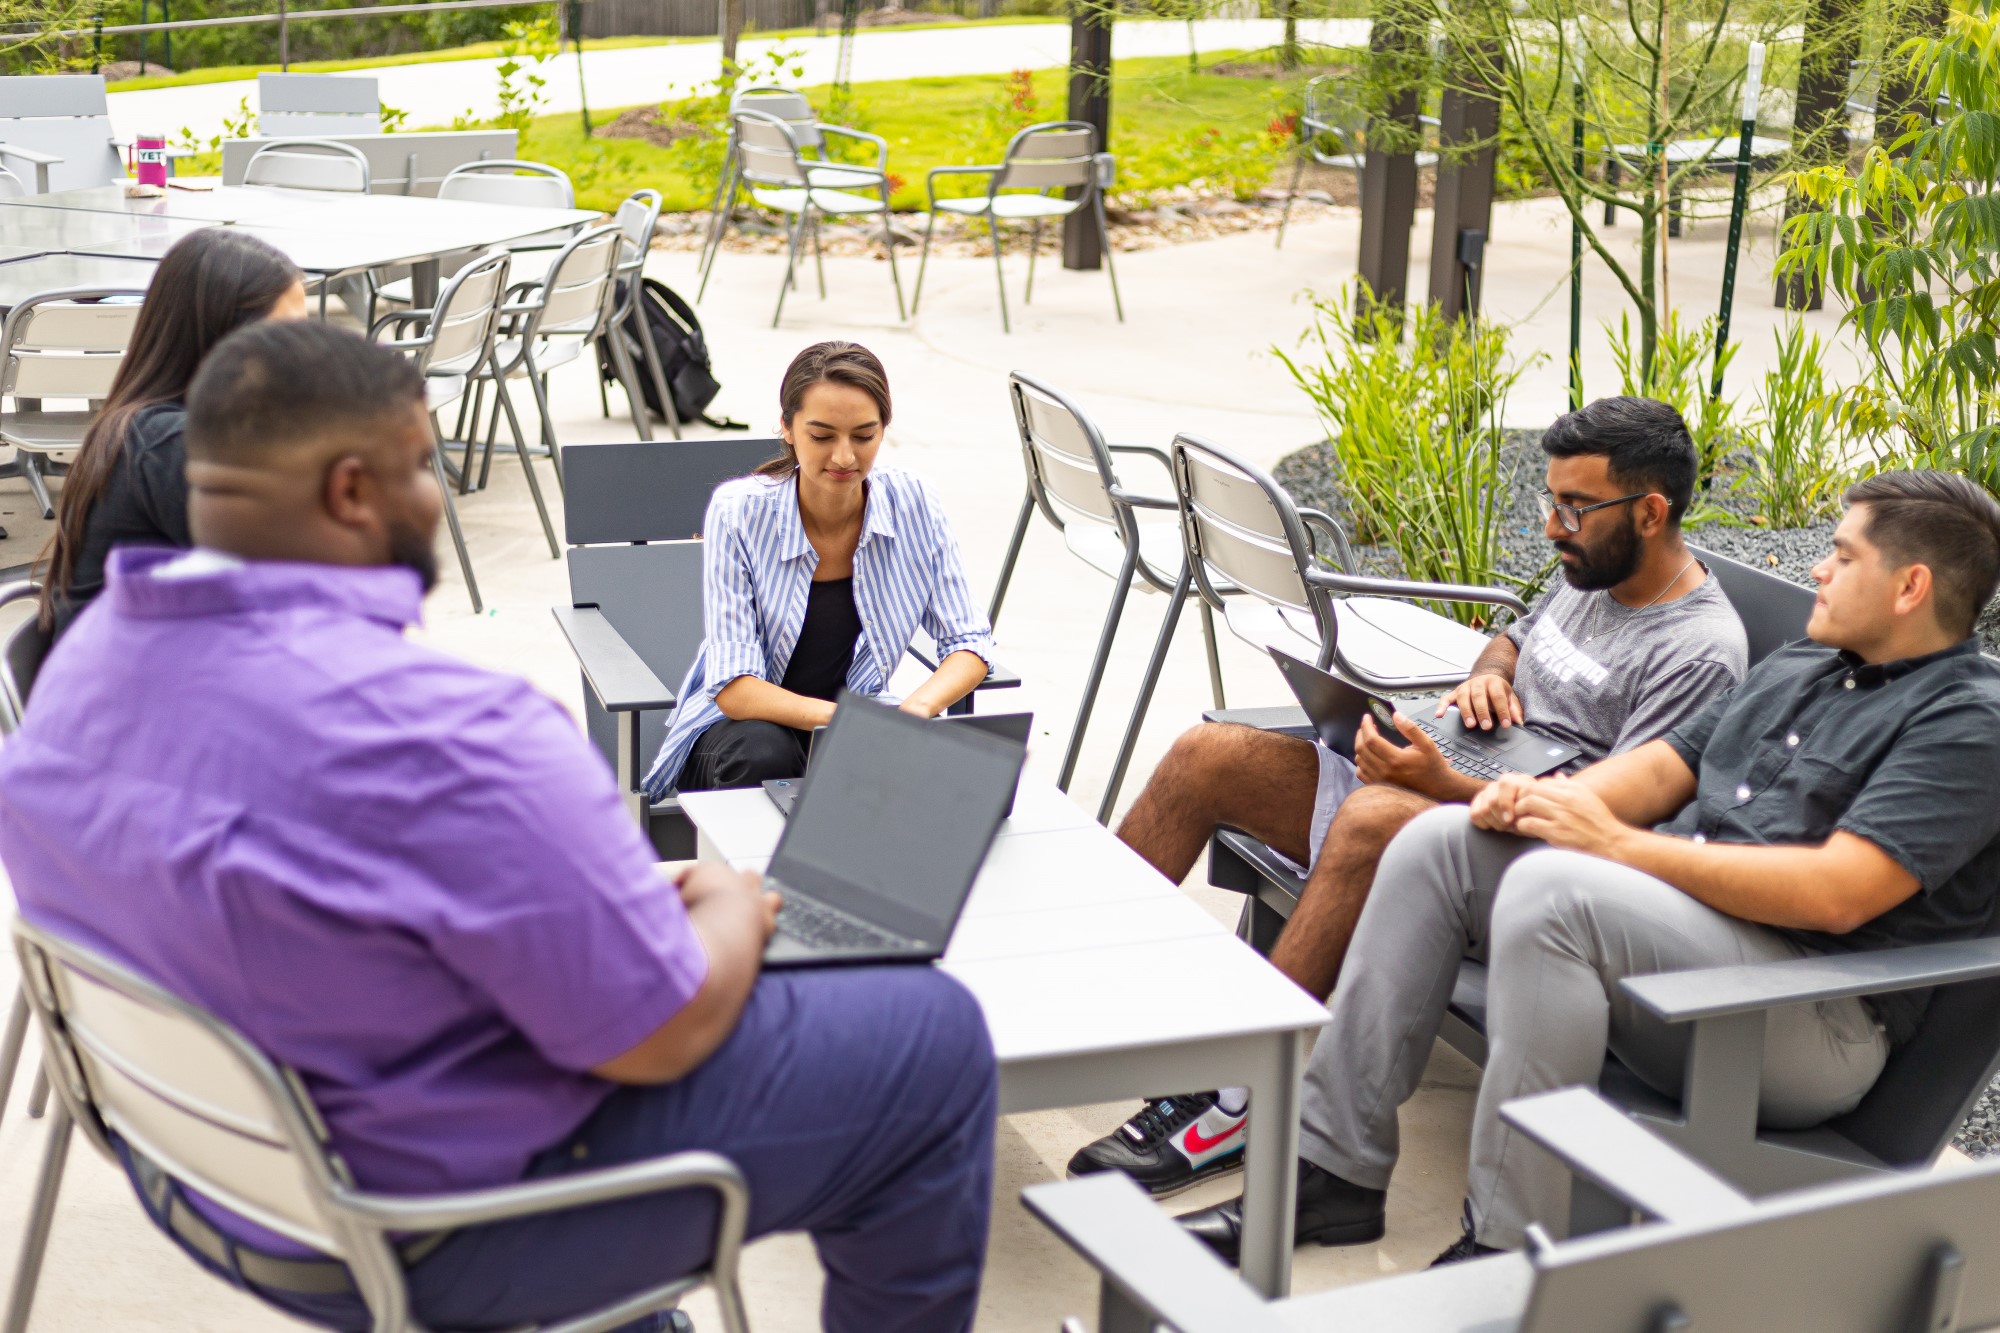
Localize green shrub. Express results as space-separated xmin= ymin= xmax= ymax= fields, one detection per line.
xmin=1606 ymin=309 xmax=1739 ymax=500
xmin=1275 ymin=286 xmax=1539 ymax=626
xmin=1736 ymin=323 xmax=1853 ymax=529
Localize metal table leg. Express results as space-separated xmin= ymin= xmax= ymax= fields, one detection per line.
xmin=1237 ymin=1029 xmax=1304 ymax=1299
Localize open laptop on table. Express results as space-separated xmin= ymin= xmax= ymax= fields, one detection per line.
xmin=1268 ymin=647 xmax=1579 ymax=781
xmin=761 ymin=693 xmax=1028 ymax=968
xmin=764 ymin=711 xmax=1033 ymax=817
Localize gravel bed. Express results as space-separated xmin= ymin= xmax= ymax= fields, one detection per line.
xmin=1274 ymin=431 xmax=2000 ymax=1157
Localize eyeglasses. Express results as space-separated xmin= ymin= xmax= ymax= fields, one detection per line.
xmin=1537 ymin=489 xmax=1654 ymax=534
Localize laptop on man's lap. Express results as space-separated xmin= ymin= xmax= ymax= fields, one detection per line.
xmin=1268 ymin=648 xmax=1579 ymax=780
xmin=759 ymin=694 xmax=1027 ymax=969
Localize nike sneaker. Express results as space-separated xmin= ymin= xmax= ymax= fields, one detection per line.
xmin=1066 ymin=1092 xmax=1247 ymax=1197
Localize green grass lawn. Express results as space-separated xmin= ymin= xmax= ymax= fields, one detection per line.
xmin=505 ymin=49 xmax=1336 ymax=213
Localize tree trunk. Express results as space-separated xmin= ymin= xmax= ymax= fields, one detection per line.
xmin=1774 ymin=0 xmax=1858 ymax=311
xmin=722 ymin=0 xmax=744 ymax=68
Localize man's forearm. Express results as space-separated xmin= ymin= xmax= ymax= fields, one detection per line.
xmin=1604 ymin=828 xmax=1898 ymax=935
xmin=1469 ymin=634 xmax=1519 ymax=684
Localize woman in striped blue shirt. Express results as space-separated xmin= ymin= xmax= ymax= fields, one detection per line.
xmin=643 ymin=341 xmax=995 ymax=797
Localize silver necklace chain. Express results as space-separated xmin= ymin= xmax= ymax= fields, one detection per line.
xmin=1582 ymin=554 xmax=1699 ymax=645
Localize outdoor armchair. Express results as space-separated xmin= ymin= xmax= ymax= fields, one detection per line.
xmin=5 ymin=916 xmax=752 ymax=1333
xmin=912 ymin=120 xmax=1122 ymax=334
xmin=0 ymin=75 xmax=131 ymax=194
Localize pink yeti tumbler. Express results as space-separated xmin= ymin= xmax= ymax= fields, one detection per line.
xmin=133 ymin=133 xmax=169 ymax=189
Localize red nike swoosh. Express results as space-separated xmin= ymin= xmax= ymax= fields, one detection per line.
xmin=1184 ymin=1119 xmax=1244 ymax=1154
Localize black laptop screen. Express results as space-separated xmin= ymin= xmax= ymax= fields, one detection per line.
xmin=770 ymin=703 xmax=1025 ymax=942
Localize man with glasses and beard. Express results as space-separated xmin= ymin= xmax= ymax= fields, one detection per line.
xmin=1067 ymin=396 xmax=1749 ymax=1214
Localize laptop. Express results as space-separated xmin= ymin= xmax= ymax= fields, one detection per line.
xmin=760 ymin=693 xmax=1027 ymax=968
xmin=1267 ymin=648 xmax=1580 ymax=781
xmin=764 ymin=711 xmax=1034 ymax=817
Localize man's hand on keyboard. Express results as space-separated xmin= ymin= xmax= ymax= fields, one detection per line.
xmin=677 ymin=863 xmax=782 ymax=946
xmin=1442 ymin=671 xmax=1524 ymax=731
xmin=1357 ymin=711 xmax=1483 ymax=804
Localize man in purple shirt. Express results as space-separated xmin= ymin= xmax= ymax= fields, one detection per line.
xmin=0 ymin=321 xmax=998 ymax=1333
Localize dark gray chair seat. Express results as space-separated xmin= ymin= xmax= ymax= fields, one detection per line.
xmin=1198 ymin=545 xmax=2000 ymax=1200
xmin=552 ymin=438 xmax=1019 ymax=859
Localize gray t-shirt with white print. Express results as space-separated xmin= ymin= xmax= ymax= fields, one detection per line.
xmin=1504 ymin=568 xmax=1749 ymax=762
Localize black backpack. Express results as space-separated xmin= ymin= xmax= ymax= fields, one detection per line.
xmin=599 ymin=277 xmax=744 ymax=431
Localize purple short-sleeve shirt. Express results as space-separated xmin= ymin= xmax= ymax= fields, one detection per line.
xmin=0 ymin=550 xmax=708 ymax=1203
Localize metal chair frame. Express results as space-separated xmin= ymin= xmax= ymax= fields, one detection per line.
xmin=372 ymin=159 xmax=581 ymax=320
xmin=1276 ymin=76 xmax=1441 ymax=249
xmin=989 ymin=373 xmax=1224 ymax=821
xmin=242 ymin=136 xmax=373 ymax=192
xmin=596 ymin=189 xmax=683 ymax=441
xmin=5 ymin=916 xmax=751 ymax=1333
xmin=0 ymin=287 xmax=145 ymax=520
xmin=913 ymin=120 xmax=1123 ymax=334
xmin=0 ymin=580 xmax=50 ymax=1142
xmin=1170 ymin=433 xmax=1525 ymax=694
xmin=371 ymin=250 xmax=536 ymax=616
xmin=712 ymin=109 xmax=904 ymax=327
xmin=696 ymin=86 xmax=888 ymax=296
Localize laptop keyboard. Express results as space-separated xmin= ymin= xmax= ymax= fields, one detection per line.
xmin=774 ymin=893 xmax=910 ymax=952
xmin=1411 ymin=719 xmax=1509 ymax=781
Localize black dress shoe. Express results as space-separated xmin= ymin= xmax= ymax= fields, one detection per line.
xmin=1176 ymin=1159 xmax=1386 ymax=1265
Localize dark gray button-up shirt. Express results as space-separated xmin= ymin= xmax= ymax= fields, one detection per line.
xmin=1661 ymin=637 xmax=2000 ymax=1043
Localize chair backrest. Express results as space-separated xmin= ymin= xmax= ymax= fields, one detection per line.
xmin=731 ymin=85 xmax=824 ymax=152
xmin=437 ymin=158 xmax=575 ymax=210
xmin=562 ymin=439 xmax=783 ymax=769
xmin=218 ymin=129 xmax=517 ymax=196
xmin=1518 ymin=1149 xmax=2000 ymax=1330
xmin=0 ymin=74 xmax=123 ymax=191
xmin=0 ymin=580 xmax=48 ymax=732
xmin=0 ymin=289 xmax=145 ymax=403
xmin=1171 ymin=434 xmax=1333 ymax=642
xmin=242 ymin=138 xmax=371 ymax=193
xmin=256 ymin=73 xmax=382 ymax=138
xmin=1686 ymin=543 xmax=1815 ymax=668
xmin=12 ymin=918 xmax=361 ymax=1257
xmin=418 ymin=251 xmax=510 ymax=380
xmin=996 ymin=121 xmax=1098 ymax=194
xmin=1008 ymin=372 xmax=1128 ymax=541
xmin=530 ymin=223 xmax=623 ymax=338
xmin=0 ymin=165 xmax=24 ymax=200
xmin=614 ymin=189 xmax=663 ymax=271
xmin=733 ymin=111 xmax=809 ymax=189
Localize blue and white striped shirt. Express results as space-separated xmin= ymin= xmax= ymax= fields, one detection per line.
xmin=642 ymin=466 xmax=995 ymax=798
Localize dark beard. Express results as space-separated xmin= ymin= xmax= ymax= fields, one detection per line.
xmin=389 ymin=521 xmax=439 ymax=594
xmin=1555 ymin=514 xmax=1641 ymax=591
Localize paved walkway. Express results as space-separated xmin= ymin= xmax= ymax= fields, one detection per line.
xmin=108 ymin=17 xmax=1373 ymax=145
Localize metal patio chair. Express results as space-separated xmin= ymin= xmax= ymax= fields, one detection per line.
xmin=1275 ymin=74 xmax=1440 ymax=248
xmin=711 ymin=109 xmax=905 ymax=328
xmin=4 ymin=916 xmax=752 ymax=1333
xmin=914 ymin=121 xmax=1122 ymax=334
xmin=374 ymin=159 xmax=579 ymax=310
xmin=242 ymin=137 xmax=372 ymax=193
xmin=256 ymin=73 xmax=383 ymax=138
xmin=697 ymin=86 xmax=888 ymax=296
xmin=372 ymin=250 xmax=531 ymax=616
xmin=1032 ymin=1085 xmax=2000 ymax=1333
xmin=0 ymin=579 xmax=50 ymax=1141
xmin=474 ymin=223 xmax=643 ymax=491
xmin=989 ymin=373 xmax=1224 ymax=821
xmin=595 ymin=188 xmax=681 ymax=440
xmin=0 ymin=74 xmax=126 ymax=193
xmin=0 ymin=288 xmax=145 ymax=520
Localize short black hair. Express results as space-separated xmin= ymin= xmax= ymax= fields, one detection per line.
xmin=1539 ymin=396 xmax=1698 ymax=524
xmin=1845 ymin=470 xmax=2000 ymax=637
xmin=186 ymin=319 xmax=425 ymax=460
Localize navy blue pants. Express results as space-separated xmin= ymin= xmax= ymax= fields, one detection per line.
xmin=137 ymin=967 xmax=998 ymax=1333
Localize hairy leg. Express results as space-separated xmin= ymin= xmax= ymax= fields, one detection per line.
xmin=1114 ymin=722 xmax=1318 ymax=884
xmin=1271 ymin=784 xmax=1437 ymax=1000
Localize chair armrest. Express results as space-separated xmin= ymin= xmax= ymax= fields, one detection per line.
xmin=1106 ymin=443 xmax=1177 ymax=511
xmin=1107 ymin=441 xmax=1172 ymax=469
xmin=1202 ymin=705 xmax=1312 ymax=735
xmin=1306 ymin=566 xmax=1529 ymax=618
xmin=816 ymin=122 xmax=888 ymax=171
xmin=551 ymin=605 xmax=675 ymax=712
xmin=925 ymin=162 xmax=1001 ymax=205
xmin=0 ymin=142 xmax=61 ymax=193
xmin=368 ymin=308 xmax=431 ymax=340
xmin=1498 ymin=1088 xmax=1755 ymax=1227
xmin=1023 ymin=1175 xmax=1286 ymax=1333
xmin=336 ymin=1150 xmax=745 ymax=1233
xmin=905 ymin=647 xmax=1021 ymax=693
xmin=1622 ymin=936 xmax=2000 ymax=1025
xmin=1107 ymin=484 xmax=1177 ymax=512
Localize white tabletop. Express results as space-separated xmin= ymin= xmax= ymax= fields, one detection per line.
xmin=678 ymin=782 xmax=1329 ymax=1066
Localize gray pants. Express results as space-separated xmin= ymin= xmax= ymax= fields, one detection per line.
xmin=1298 ymin=806 xmax=1891 ymax=1248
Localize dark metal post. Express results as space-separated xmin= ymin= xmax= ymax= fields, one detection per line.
xmin=139 ymin=0 xmax=148 ymax=75
xmin=1355 ymin=12 xmax=1423 ymax=326
xmin=1063 ymin=0 xmax=1112 ymax=271
xmin=91 ymin=14 xmax=103 ymax=72
xmin=163 ymin=0 xmax=172 ymax=70
xmin=1568 ymin=67 xmax=1584 ymax=410
xmin=1427 ymin=37 xmax=1501 ymax=323
xmin=1712 ymin=42 xmax=1763 ymax=401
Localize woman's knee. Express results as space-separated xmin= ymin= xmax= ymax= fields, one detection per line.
xmin=691 ymin=719 xmax=804 ymax=788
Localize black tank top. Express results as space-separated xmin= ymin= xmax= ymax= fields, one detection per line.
xmin=779 ymin=577 xmax=861 ymax=702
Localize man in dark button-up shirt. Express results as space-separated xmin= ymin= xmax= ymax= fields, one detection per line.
xmin=1187 ymin=468 xmax=2000 ymax=1269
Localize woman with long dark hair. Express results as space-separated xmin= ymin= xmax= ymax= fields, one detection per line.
xmin=640 ymin=340 xmax=994 ymax=796
xmin=40 ymin=229 xmax=305 ymax=636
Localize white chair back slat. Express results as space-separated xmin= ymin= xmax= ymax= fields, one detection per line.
xmin=3 ymin=298 xmax=140 ymax=399
xmin=438 ymin=162 xmax=574 ymax=210
xmin=18 ymin=301 xmax=141 ymax=352
xmin=425 ymin=255 xmax=508 ymax=376
xmin=999 ymin=156 xmax=1092 ymax=192
xmin=735 ymin=114 xmax=809 ymax=187
xmin=243 ymin=140 xmax=371 ymax=193
xmin=1015 ymin=385 xmax=1117 ymax=525
xmin=6 ymin=355 xmax=123 ymax=399
xmin=732 ymin=88 xmax=823 ymax=150
xmin=537 ymin=230 xmax=619 ymax=333
xmin=1177 ymin=445 xmax=1313 ymax=610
